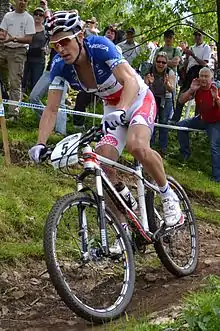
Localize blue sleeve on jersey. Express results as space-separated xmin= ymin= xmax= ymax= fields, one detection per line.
xmin=87 ymin=35 xmax=127 ymax=70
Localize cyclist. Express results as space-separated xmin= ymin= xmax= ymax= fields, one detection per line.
xmin=29 ymin=11 xmax=184 ymax=228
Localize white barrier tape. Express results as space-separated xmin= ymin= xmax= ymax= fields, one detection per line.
xmin=2 ymin=99 xmax=202 ymax=133
xmin=0 ymin=99 xmax=5 ymax=117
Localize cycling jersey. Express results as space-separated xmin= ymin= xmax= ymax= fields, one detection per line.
xmin=49 ymin=35 xmax=147 ymax=104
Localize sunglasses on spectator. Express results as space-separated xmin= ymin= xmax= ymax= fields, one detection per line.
xmin=34 ymin=12 xmax=44 ymax=17
xmin=49 ymin=35 xmax=76 ymax=50
xmin=156 ymin=60 xmax=167 ymax=64
xmin=86 ymin=20 xmax=95 ymax=24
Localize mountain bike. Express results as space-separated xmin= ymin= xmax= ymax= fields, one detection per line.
xmin=43 ymin=125 xmax=199 ymax=324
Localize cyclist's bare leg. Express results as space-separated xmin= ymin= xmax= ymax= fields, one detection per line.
xmin=95 ymin=144 xmax=119 ymax=184
xmin=95 ymin=145 xmax=126 ymax=223
xmin=127 ymin=124 xmax=183 ymax=227
xmin=126 ymin=125 xmax=166 ymax=186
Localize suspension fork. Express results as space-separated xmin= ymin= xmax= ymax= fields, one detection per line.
xmin=95 ymin=168 xmax=109 ymax=255
xmin=135 ymin=161 xmax=149 ymax=231
xmin=76 ymin=177 xmax=89 ymax=260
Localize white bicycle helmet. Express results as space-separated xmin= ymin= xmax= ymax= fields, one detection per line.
xmin=46 ymin=11 xmax=82 ymax=36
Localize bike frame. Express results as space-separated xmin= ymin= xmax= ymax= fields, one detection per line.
xmin=77 ymin=145 xmax=160 ymax=256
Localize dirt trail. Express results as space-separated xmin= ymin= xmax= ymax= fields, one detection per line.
xmin=0 ymin=222 xmax=220 ymax=331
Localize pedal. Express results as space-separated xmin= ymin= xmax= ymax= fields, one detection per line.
xmin=152 ymin=216 xmax=185 ymax=242
xmin=152 ymin=224 xmax=167 ymax=242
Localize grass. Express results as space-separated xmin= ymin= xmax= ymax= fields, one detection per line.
xmin=192 ymin=203 xmax=220 ymax=225
xmin=0 ymin=157 xmax=75 ymax=261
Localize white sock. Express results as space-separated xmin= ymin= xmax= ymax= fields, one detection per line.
xmin=159 ymin=182 xmax=172 ymax=198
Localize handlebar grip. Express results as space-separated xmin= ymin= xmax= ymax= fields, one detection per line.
xmin=39 ymin=149 xmax=51 ymax=162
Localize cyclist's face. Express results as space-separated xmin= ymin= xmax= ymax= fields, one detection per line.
xmin=50 ymin=31 xmax=83 ymax=64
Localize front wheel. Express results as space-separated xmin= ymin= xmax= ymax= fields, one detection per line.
xmin=44 ymin=192 xmax=135 ymax=323
xmin=146 ymin=176 xmax=199 ymax=277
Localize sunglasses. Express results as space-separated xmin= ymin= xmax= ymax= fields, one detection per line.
xmin=49 ymin=35 xmax=76 ymax=50
xmin=156 ymin=60 xmax=167 ymax=65
xmin=34 ymin=13 xmax=44 ymax=17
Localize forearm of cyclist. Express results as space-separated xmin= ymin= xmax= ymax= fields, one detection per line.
xmin=113 ymin=63 xmax=140 ymax=110
xmin=37 ymin=89 xmax=62 ymax=145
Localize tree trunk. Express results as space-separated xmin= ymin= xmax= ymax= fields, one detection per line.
xmin=0 ymin=0 xmax=10 ymax=22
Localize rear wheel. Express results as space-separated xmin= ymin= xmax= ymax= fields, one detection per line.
xmin=44 ymin=193 xmax=135 ymax=323
xmin=146 ymin=176 xmax=199 ymax=277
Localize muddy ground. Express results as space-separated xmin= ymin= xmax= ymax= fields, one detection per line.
xmin=0 ymin=221 xmax=219 ymax=331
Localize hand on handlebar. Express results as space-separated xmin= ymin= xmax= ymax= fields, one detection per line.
xmin=102 ymin=109 xmax=126 ymax=134
xmin=28 ymin=144 xmax=47 ymax=163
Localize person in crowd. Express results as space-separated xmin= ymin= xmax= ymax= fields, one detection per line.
xmin=171 ymin=31 xmax=211 ymax=123
xmin=139 ymin=40 xmax=157 ymax=79
xmin=39 ymin=0 xmax=51 ymax=20
xmin=103 ymin=25 xmax=118 ymax=44
xmin=112 ymin=23 xmax=124 ymax=44
xmin=147 ymin=41 xmax=157 ymax=64
xmin=154 ymin=29 xmax=181 ymax=74
xmin=117 ymin=27 xmax=141 ymax=66
xmin=29 ymin=48 xmax=68 ymax=135
xmin=22 ymin=7 xmax=46 ymax=93
xmin=0 ymin=0 xmax=35 ymax=119
xmin=29 ymin=11 xmax=184 ymax=229
xmin=178 ymin=41 xmax=188 ymax=55
xmin=177 ymin=41 xmax=189 ymax=86
xmin=177 ymin=67 xmax=220 ymax=182
xmin=84 ymin=17 xmax=100 ymax=37
xmin=144 ymin=52 xmax=176 ymax=157
xmin=208 ymin=41 xmax=217 ymax=72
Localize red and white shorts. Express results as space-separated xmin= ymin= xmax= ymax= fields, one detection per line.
xmin=96 ymin=89 xmax=157 ymax=155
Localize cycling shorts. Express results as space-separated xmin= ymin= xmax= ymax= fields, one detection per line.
xmin=96 ymin=89 xmax=157 ymax=155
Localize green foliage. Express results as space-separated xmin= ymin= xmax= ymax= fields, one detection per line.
xmin=183 ymin=276 xmax=220 ymax=331
xmin=25 ymin=0 xmax=217 ymax=47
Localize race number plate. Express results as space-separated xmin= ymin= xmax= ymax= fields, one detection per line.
xmin=51 ymin=133 xmax=82 ymax=169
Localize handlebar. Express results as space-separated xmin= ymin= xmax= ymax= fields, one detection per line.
xmin=39 ymin=125 xmax=104 ymax=162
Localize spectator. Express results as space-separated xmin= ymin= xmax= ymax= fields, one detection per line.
xmin=84 ymin=17 xmax=100 ymax=37
xmin=154 ymin=29 xmax=181 ymax=73
xmin=0 ymin=0 xmax=35 ymax=119
xmin=177 ymin=41 xmax=189 ymax=86
xmin=147 ymin=41 xmax=157 ymax=64
xmin=29 ymin=49 xmax=68 ymax=135
xmin=22 ymin=7 xmax=46 ymax=93
xmin=178 ymin=41 xmax=188 ymax=55
xmin=103 ymin=25 xmax=118 ymax=44
xmin=208 ymin=41 xmax=217 ymax=72
xmin=113 ymin=23 xmax=125 ymax=44
xmin=117 ymin=28 xmax=141 ymax=66
xmin=171 ymin=31 xmax=211 ymax=123
xmin=144 ymin=52 xmax=176 ymax=156
xmin=140 ymin=41 xmax=157 ymax=79
xmin=177 ymin=67 xmax=220 ymax=182
xmin=39 ymin=0 xmax=51 ymax=20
